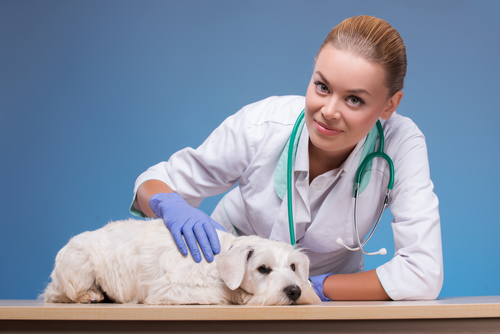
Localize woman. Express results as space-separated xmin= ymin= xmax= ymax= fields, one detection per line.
xmin=131 ymin=15 xmax=443 ymax=301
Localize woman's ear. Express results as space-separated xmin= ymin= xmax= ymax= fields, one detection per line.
xmin=381 ymin=91 xmax=403 ymax=120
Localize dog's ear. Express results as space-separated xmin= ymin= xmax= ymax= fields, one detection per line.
xmin=215 ymin=245 xmax=253 ymax=290
xmin=296 ymin=256 xmax=310 ymax=282
xmin=290 ymin=250 xmax=310 ymax=282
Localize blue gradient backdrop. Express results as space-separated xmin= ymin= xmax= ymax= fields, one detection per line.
xmin=1 ymin=0 xmax=499 ymax=299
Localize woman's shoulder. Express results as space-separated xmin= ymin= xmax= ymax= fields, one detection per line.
xmin=383 ymin=112 xmax=428 ymax=156
xmin=384 ymin=112 xmax=425 ymax=141
xmin=238 ymin=95 xmax=305 ymax=126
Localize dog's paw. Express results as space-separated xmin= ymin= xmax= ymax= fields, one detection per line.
xmin=77 ymin=288 xmax=104 ymax=304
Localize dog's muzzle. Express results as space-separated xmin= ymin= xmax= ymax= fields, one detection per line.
xmin=284 ymin=285 xmax=301 ymax=301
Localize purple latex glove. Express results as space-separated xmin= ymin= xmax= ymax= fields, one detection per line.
xmin=310 ymin=273 xmax=334 ymax=301
xmin=149 ymin=192 xmax=226 ymax=263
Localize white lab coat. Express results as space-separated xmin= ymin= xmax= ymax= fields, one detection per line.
xmin=132 ymin=95 xmax=443 ymax=300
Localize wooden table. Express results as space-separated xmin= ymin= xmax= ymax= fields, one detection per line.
xmin=1 ymin=296 xmax=499 ymax=333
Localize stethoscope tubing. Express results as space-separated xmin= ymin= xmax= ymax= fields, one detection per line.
xmin=287 ymin=110 xmax=393 ymax=255
xmin=350 ymin=185 xmax=390 ymax=255
xmin=287 ymin=110 xmax=305 ymax=246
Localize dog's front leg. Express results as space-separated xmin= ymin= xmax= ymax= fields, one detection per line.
xmin=144 ymin=281 xmax=237 ymax=305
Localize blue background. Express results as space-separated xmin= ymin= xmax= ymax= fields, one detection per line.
xmin=1 ymin=0 xmax=499 ymax=299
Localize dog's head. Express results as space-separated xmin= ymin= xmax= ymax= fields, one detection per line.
xmin=215 ymin=235 xmax=321 ymax=305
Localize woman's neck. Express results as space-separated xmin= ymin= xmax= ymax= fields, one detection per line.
xmin=308 ymin=140 xmax=354 ymax=183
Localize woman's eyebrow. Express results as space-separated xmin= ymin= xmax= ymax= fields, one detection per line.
xmin=347 ymin=89 xmax=372 ymax=98
xmin=316 ymin=72 xmax=330 ymax=86
xmin=316 ymin=71 xmax=372 ymax=97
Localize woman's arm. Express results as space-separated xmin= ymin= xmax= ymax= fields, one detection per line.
xmin=323 ymin=270 xmax=391 ymax=301
xmin=134 ymin=179 xmax=173 ymax=218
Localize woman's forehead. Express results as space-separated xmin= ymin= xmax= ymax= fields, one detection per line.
xmin=315 ymin=45 xmax=388 ymax=97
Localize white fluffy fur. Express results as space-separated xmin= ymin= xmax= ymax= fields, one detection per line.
xmin=42 ymin=219 xmax=321 ymax=305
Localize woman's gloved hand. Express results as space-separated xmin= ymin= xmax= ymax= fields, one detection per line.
xmin=149 ymin=192 xmax=226 ymax=263
xmin=310 ymin=273 xmax=334 ymax=301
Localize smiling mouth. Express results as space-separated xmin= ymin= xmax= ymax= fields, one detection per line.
xmin=314 ymin=120 xmax=343 ymax=136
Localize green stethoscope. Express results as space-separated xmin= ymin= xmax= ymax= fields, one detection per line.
xmin=287 ymin=110 xmax=394 ymax=255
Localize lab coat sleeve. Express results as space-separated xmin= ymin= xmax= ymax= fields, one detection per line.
xmin=131 ymin=104 xmax=256 ymax=213
xmin=376 ymin=121 xmax=443 ymax=300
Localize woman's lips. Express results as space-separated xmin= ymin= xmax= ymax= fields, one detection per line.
xmin=314 ymin=120 xmax=343 ymax=136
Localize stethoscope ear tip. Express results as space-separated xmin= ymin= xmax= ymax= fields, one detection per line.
xmin=336 ymin=237 xmax=344 ymax=246
xmin=379 ymin=248 xmax=387 ymax=255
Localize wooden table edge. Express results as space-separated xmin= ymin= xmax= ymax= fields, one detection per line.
xmin=1 ymin=297 xmax=500 ymax=321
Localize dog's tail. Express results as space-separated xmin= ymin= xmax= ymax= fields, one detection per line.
xmin=39 ymin=281 xmax=72 ymax=303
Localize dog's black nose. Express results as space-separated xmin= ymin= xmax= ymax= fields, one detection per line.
xmin=284 ymin=285 xmax=302 ymax=301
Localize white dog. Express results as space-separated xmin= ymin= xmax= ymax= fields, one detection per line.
xmin=42 ymin=219 xmax=321 ymax=305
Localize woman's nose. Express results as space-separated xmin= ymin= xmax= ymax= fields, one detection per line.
xmin=321 ymin=97 xmax=341 ymax=120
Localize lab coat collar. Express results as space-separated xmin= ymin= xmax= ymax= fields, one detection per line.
xmin=273 ymin=119 xmax=306 ymax=200
xmin=274 ymin=122 xmax=375 ymax=200
xmin=294 ymin=124 xmax=310 ymax=172
xmin=270 ymin=119 xmax=382 ymax=244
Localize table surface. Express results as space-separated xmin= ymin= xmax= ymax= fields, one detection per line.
xmin=1 ymin=296 xmax=499 ymax=321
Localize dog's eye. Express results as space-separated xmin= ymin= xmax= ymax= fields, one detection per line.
xmin=258 ymin=265 xmax=272 ymax=274
xmin=290 ymin=264 xmax=296 ymax=272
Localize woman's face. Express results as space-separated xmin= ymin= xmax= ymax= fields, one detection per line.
xmin=305 ymin=45 xmax=401 ymax=163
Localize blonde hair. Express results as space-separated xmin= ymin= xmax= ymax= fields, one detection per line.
xmin=319 ymin=15 xmax=407 ymax=98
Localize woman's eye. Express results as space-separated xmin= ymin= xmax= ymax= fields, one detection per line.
xmin=314 ymin=82 xmax=329 ymax=94
xmin=347 ymin=96 xmax=364 ymax=105
xmin=290 ymin=264 xmax=296 ymax=272
xmin=258 ymin=265 xmax=272 ymax=274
